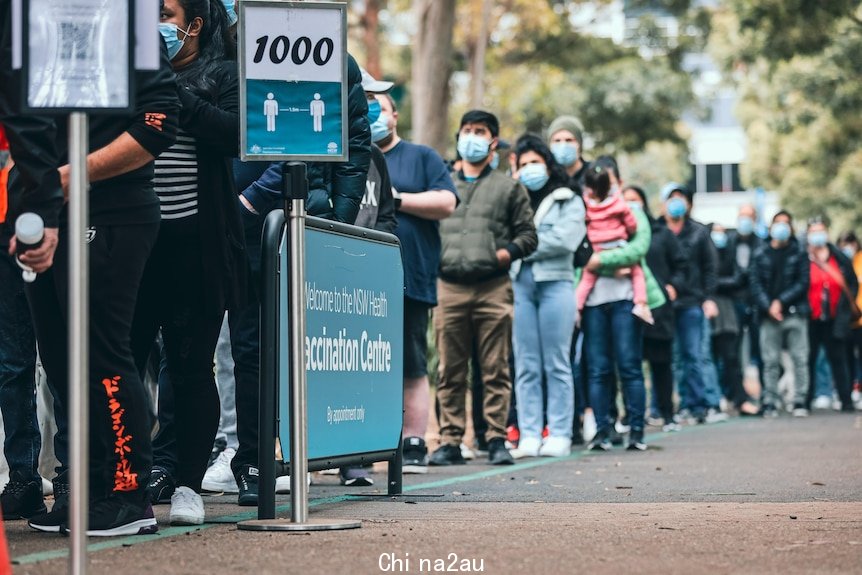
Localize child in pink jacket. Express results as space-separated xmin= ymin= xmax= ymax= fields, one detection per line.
xmin=576 ymin=165 xmax=653 ymax=324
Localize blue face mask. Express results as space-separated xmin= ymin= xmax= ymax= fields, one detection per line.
xmin=666 ymin=197 xmax=687 ymax=219
xmin=490 ymin=152 xmax=500 ymax=170
xmin=550 ymin=142 xmax=578 ymax=167
xmin=222 ymin=0 xmax=238 ymax=26
xmin=457 ymin=134 xmax=492 ymax=164
xmin=842 ymin=246 xmax=857 ymax=259
xmin=519 ymin=163 xmax=550 ymax=192
xmin=158 ymin=22 xmax=190 ymax=61
xmin=771 ymin=222 xmax=792 ymax=243
xmin=627 ymin=201 xmax=643 ymax=212
xmin=366 ymin=99 xmax=381 ymax=124
xmin=737 ymin=216 xmax=755 ymax=236
xmin=711 ymin=231 xmax=728 ymax=249
xmin=808 ymin=230 xmax=829 ymax=247
xmin=370 ymin=113 xmax=391 ymax=143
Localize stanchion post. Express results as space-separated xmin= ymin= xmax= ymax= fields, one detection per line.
xmin=237 ymin=162 xmax=359 ymax=532
xmin=68 ymin=112 xmax=89 ymax=575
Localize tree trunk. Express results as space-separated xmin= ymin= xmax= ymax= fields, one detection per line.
xmin=411 ymin=0 xmax=457 ymax=154
xmin=360 ymin=0 xmax=384 ymax=79
xmin=470 ymin=0 xmax=493 ymax=109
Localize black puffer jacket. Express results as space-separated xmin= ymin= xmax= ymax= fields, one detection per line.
xmin=644 ymin=216 xmax=687 ymax=341
xmin=749 ymin=237 xmax=810 ymax=317
xmin=306 ymin=54 xmax=371 ymax=223
xmin=660 ymin=217 xmax=717 ymax=309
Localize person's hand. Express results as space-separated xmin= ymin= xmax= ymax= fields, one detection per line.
xmin=703 ymin=299 xmax=719 ymax=319
xmin=8 ymin=227 xmax=60 ymax=273
xmin=614 ymin=266 xmax=633 ymax=279
xmin=666 ymin=284 xmax=677 ymax=301
xmin=496 ymin=248 xmax=512 ymax=269
xmin=769 ymin=299 xmax=784 ymax=322
xmin=585 ymin=254 xmax=602 ymax=272
xmin=239 ymin=195 xmax=259 ymax=215
xmin=58 ymin=165 xmax=70 ymax=202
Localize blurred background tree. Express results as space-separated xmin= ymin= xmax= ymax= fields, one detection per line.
xmin=347 ymin=0 xmax=708 ymax=196
xmin=711 ymin=1 xmax=862 ymax=231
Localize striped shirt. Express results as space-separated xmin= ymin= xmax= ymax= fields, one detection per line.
xmin=154 ymin=130 xmax=199 ymax=220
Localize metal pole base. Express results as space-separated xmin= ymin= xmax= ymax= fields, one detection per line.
xmin=237 ymin=518 xmax=361 ymax=532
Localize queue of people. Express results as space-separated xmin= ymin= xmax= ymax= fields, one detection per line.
xmin=1 ymin=0 xmax=860 ymax=541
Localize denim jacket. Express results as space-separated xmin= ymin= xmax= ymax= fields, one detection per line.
xmin=510 ymin=187 xmax=586 ymax=283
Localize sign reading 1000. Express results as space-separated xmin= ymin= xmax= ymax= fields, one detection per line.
xmin=252 ymin=35 xmax=334 ymax=67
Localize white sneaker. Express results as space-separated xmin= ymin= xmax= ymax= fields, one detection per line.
xmin=460 ymin=443 xmax=476 ymax=460
xmin=704 ymin=408 xmax=729 ymax=424
xmin=510 ymin=436 xmax=542 ymax=459
xmin=583 ymin=410 xmax=597 ymax=442
xmin=317 ymin=468 xmax=339 ymax=476
xmin=170 ymin=486 xmax=204 ymax=526
xmin=275 ymin=473 xmax=312 ymax=494
xmin=615 ymin=420 xmax=631 ymax=434
xmin=539 ymin=436 xmax=572 ymax=458
xmin=792 ymin=407 xmax=809 ymax=418
xmin=812 ymin=395 xmax=832 ymax=410
xmin=662 ymin=422 xmax=682 ymax=432
xmin=201 ymin=447 xmax=238 ymax=493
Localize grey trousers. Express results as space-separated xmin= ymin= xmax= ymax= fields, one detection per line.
xmin=215 ymin=314 xmax=238 ymax=450
xmin=760 ymin=314 xmax=810 ymax=407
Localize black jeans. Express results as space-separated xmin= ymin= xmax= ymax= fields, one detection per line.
xmin=712 ymin=332 xmax=747 ymax=407
xmin=230 ymin=204 xmax=264 ymax=474
xmin=644 ymin=337 xmax=674 ymax=422
xmin=26 ymin=223 xmax=158 ymax=501
xmin=807 ymin=320 xmax=852 ymax=410
xmin=130 ymin=221 xmax=223 ymax=491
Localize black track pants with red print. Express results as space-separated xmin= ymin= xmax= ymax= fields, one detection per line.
xmin=26 ymin=222 xmax=159 ymax=501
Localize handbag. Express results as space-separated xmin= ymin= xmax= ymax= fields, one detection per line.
xmin=812 ymin=255 xmax=862 ymax=321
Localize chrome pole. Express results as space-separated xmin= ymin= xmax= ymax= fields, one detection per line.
xmin=68 ymin=111 xmax=90 ymax=574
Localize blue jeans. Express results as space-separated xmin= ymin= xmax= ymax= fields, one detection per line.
xmin=700 ymin=314 xmax=723 ymax=408
xmin=512 ymin=265 xmax=575 ymax=440
xmin=0 ymin=252 xmax=40 ymax=480
xmin=674 ymin=306 xmax=709 ymax=415
xmin=583 ymin=300 xmax=645 ymax=435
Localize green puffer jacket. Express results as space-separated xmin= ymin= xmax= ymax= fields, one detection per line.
xmin=575 ymin=208 xmax=667 ymax=309
xmin=439 ymin=169 xmax=538 ymax=284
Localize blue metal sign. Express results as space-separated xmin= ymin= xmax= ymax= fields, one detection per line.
xmin=279 ymin=226 xmax=404 ymax=460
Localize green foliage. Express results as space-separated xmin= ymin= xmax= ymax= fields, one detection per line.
xmin=715 ymin=3 xmax=862 ymax=231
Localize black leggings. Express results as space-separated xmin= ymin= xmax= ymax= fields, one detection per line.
xmin=807 ymin=320 xmax=852 ymax=410
xmin=644 ymin=337 xmax=674 ymax=422
xmin=27 ymin=223 xmax=159 ymax=501
xmin=130 ymin=221 xmax=222 ymax=491
xmin=712 ymin=332 xmax=747 ymax=407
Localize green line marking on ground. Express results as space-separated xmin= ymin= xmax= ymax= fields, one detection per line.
xmin=11 ymin=420 xmax=740 ymax=565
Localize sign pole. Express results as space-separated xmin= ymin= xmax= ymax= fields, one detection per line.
xmin=68 ymin=111 xmax=90 ymax=574
xmin=238 ymin=163 xmax=359 ymax=532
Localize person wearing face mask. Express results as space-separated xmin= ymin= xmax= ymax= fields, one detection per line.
xmin=727 ymin=204 xmax=765 ymax=403
xmin=547 ymin=116 xmax=587 ymax=189
xmin=837 ymin=231 xmax=862 ymax=408
xmin=804 ymin=217 xmax=858 ymax=413
xmin=428 ymin=111 xmax=537 ymax=467
xmin=363 ymin=84 xmax=458 ymax=474
xmin=132 ymin=0 xmax=242 ymax=527
xmin=659 ymin=183 xmax=719 ymax=424
xmin=749 ymin=211 xmax=811 ymax=417
xmin=508 ymin=134 xmax=585 ymax=458
xmin=709 ymin=223 xmax=757 ymax=415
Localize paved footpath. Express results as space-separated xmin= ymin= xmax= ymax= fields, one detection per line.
xmin=6 ymin=412 xmax=862 ymax=574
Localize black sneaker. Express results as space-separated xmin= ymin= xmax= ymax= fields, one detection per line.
xmin=208 ymin=437 xmax=228 ymax=468
xmin=429 ymin=444 xmax=466 ymax=466
xmin=571 ymin=426 xmax=585 ymax=446
xmin=236 ymin=465 xmax=259 ymax=506
xmin=1 ymin=470 xmax=47 ymax=520
xmin=487 ymin=438 xmax=514 ymax=465
xmin=147 ymin=465 xmax=176 ymax=505
xmin=338 ymin=466 xmax=374 ymax=487
xmin=627 ymin=429 xmax=647 ymax=451
xmin=473 ymin=435 xmax=489 ymax=454
xmin=62 ymin=495 xmax=158 ymax=537
xmin=402 ymin=437 xmax=429 ymax=474
xmin=28 ymin=478 xmax=70 ymax=533
xmin=587 ymin=430 xmax=612 ymax=452
xmin=758 ymin=404 xmax=778 ymax=418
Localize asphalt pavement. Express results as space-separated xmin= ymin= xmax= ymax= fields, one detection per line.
xmin=6 ymin=411 xmax=862 ymax=574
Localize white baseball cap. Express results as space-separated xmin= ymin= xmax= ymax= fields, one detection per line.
xmin=360 ymin=68 xmax=394 ymax=93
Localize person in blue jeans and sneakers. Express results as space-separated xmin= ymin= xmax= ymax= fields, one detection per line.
xmin=658 ymin=183 xmax=719 ymax=424
xmin=366 ymin=87 xmax=458 ymax=473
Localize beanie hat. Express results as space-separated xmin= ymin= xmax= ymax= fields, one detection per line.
xmin=548 ymin=115 xmax=584 ymax=150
